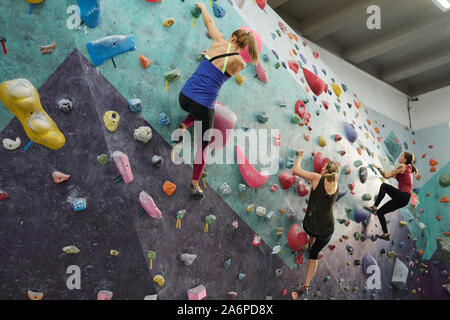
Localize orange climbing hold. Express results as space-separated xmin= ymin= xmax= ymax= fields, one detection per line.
xmin=367 ymin=119 xmax=371 ymax=125
xmin=430 ymin=167 xmax=437 ymax=172
xmin=162 ymin=181 xmax=176 ymax=196
xmin=357 ymin=148 xmax=362 ymax=155
xmin=436 ymin=215 xmax=441 ymax=221
xmin=422 ymin=153 xmax=427 ymax=159
xmin=415 ymin=174 xmax=421 ymax=180
xmin=440 ymin=196 xmax=450 ymax=203
xmin=429 ymin=158 xmax=438 ymax=166
xmin=354 ymin=100 xmax=361 ymax=109
xmin=374 ymin=127 xmax=380 ymax=134
xmin=426 ymin=193 xmax=430 ymax=197
xmin=428 ymin=145 xmax=433 ymax=149
xmin=291 ymin=291 xmax=298 ymax=300
xmin=444 ymin=231 xmax=450 ymax=237
xmin=419 ymin=249 xmax=423 ymax=256
xmin=140 ymin=55 xmax=151 ymax=68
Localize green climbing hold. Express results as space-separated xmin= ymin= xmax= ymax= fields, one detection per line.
xmin=362 ymin=194 xmax=372 ymax=201
xmin=97 ymin=154 xmax=108 ymax=166
xmin=148 ymin=250 xmax=156 ymax=260
xmin=276 ymin=29 xmax=281 ymax=37
xmin=275 ymin=62 xmax=280 ymax=69
xmin=177 ymin=209 xmax=186 ymax=219
xmin=324 ymin=275 xmax=331 ymax=282
xmin=205 ymin=214 xmax=216 ymax=224
xmin=257 ymin=112 xmax=269 ymax=123
xmin=439 ymin=173 xmax=450 ymax=187
xmin=334 ymin=103 xmax=341 ymax=112
xmin=291 ymin=114 xmax=301 ymax=124
xmin=191 ymin=5 xmax=202 ymax=18
xmin=354 ymin=232 xmax=361 ymax=241
xmin=354 ymin=160 xmax=362 ymax=167
xmin=165 ymin=69 xmax=181 ymax=82
xmin=345 ymin=208 xmax=352 ymax=215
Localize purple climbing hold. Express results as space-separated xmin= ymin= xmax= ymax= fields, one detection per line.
xmin=299 ymin=53 xmax=307 ymax=65
xmin=281 ymin=61 xmax=287 ymax=69
xmin=354 ymin=206 xmax=370 ymax=223
xmin=336 ymin=184 xmax=347 ymax=202
xmin=342 ymin=122 xmax=358 ymax=143
xmin=313 ymin=65 xmax=318 ymax=75
xmin=271 ymin=49 xmax=279 ymax=60
xmin=404 ymin=142 xmax=408 ymax=150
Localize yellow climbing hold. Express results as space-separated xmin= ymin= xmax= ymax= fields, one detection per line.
xmin=153 ymin=275 xmax=165 ymax=286
xmin=235 ymin=73 xmax=246 ymax=85
xmin=247 ymin=204 xmax=255 ymax=212
xmin=331 ymin=83 xmax=342 ymax=98
xmin=103 ymin=111 xmax=120 ymax=132
xmin=162 ymin=18 xmax=175 ymax=27
xmin=110 ymin=250 xmax=119 ymax=256
xmin=0 ymin=79 xmax=66 ymax=150
xmin=25 ymin=0 xmax=45 ymax=3
xmin=400 ymin=221 xmax=407 ymax=227
xmin=319 ymin=136 xmax=326 ymax=147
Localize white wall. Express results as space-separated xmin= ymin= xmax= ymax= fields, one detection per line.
xmin=307 ymin=41 xmax=411 ymax=127
xmin=410 ymin=85 xmax=450 ymax=130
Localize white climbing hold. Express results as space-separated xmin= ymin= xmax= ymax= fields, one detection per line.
xmin=256 ymin=206 xmax=267 ymax=217
xmin=180 ymin=253 xmax=197 ymax=266
xmin=2 ymin=137 xmax=21 ymax=150
xmin=392 ymin=257 xmax=409 ymax=290
xmin=63 ymin=245 xmax=80 ymax=254
xmin=144 ymin=294 xmax=158 ymax=300
xmin=133 ymin=126 xmax=152 ymax=144
xmin=272 ymin=245 xmax=281 ymax=254
xmin=219 ymin=182 xmax=232 ymax=195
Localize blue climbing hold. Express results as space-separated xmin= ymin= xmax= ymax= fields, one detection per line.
xmin=337 ymin=184 xmax=347 ymax=202
xmin=354 ymin=206 xmax=369 ymax=223
xmin=78 ymin=0 xmax=102 ymax=28
xmin=128 ymin=98 xmax=142 ymax=112
xmin=158 ymin=113 xmax=171 ymax=126
xmin=342 ymin=122 xmax=358 ymax=143
xmin=87 ymin=35 xmax=136 ymax=67
xmin=271 ymin=49 xmax=279 ymax=60
xmin=212 ymin=2 xmax=226 ymax=18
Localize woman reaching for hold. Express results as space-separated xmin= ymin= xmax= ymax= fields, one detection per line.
xmin=365 ymin=151 xmax=418 ymax=241
xmin=292 ymin=149 xmax=340 ymax=296
xmin=175 ymin=2 xmax=259 ymax=200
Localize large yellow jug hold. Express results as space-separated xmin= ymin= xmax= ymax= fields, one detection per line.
xmin=25 ymin=0 xmax=45 ymax=3
xmin=0 ymin=79 xmax=65 ymax=150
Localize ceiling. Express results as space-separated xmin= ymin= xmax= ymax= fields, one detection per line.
xmin=269 ymin=0 xmax=450 ymax=96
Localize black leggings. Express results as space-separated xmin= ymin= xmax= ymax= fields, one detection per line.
xmin=303 ymin=225 xmax=333 ymax=260
xmin=374 ymin=183 xmax=410 ymax=234
xmin=179 ymin=92 xmax=215 ymax=181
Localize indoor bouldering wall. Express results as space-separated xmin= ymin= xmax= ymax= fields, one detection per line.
xmin=0 ymin=0 xmax=449 ymax=299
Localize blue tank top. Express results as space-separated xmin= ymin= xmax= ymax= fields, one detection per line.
xmin=181 ymin=58 xmax=231 ymax=109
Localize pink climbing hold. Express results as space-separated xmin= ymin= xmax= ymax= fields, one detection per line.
xmin=295 ymin=100 xmax=306 ymax=119
xmin=255 ymin=61 xmax=268 ymax=83
xmin=52 ymin=171 xmax=70 ymax=184
xmin=188 ymin=285 xmax=207 ymax=300
xmin=303 ymin=67 xmax=325 ymax=96
xmin=113 ymin=151 xmax=133 ymax=184
xmin=97 ymin=290 xmax=113 ymax=300
xmin=209 ymin=102 xmax=237 ymax=150
xmin=238 ymin=26 xmax=262 ymax=63
xmin=288 ymin=60 xmax=299 ymax=73
xmin=278 ymin=21 xmax=287 ymax=33
xmin=313 ymin=152 xmax=330 ymax=173
xmin=236 ymin=145 xmax=269 ymax=189
xmin=256 ymin=0 xmax=266 ymax=10
xmin=271 ymin=184 xmax=279 ymax=192
xmin=279 ymin=170 xmax=298 ymax=189
xmin=288 ymin=224 xmax=308 ymax=252
xmin=273 ymin=134 xmax=281 ymax=146
xmin=297 ymin=179 xmax=309 ymax=197
xmin=139 ymin=191 xmax=162 ymax=219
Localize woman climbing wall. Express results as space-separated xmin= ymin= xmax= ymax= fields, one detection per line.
xmin=292 ymin=149 xmax=340 ymax=296
xmin=365 ymin=151 xmax=418 ymax=241
xmin=175 ymin=2 xmax=259 ymax=200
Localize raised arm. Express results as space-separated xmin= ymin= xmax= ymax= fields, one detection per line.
xmin=292 ymin=149 xmax=322 ymax=183
xmin=372 ymin=163 xmax=405 ymax=179
xmin=196 ymin=3 xmax=224 ymax=42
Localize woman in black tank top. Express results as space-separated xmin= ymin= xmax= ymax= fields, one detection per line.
xmin=292 ymin=149 xmax=340 ymax=297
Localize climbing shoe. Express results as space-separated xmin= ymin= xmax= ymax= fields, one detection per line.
xmin=190 ymin=183 xmax=204 ymax=200
xmin=296 ymin=283 xmax=310 ymax=297
xmin=376 ymin=234 xmax=390 ymax=241
xmin=364 ymin=206 xmax=377 ymax=215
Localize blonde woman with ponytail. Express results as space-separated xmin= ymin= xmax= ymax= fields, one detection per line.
xmin=292 ymin=149 xmax=340 ymax=296
xmin=365 ymin=151 xmax=418 ymax=241
xmin=176 ymin=2 xmax=259 ymax=200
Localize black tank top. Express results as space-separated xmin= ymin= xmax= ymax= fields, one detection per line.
xmin=303 ymin=176 xmax=339 ymax=236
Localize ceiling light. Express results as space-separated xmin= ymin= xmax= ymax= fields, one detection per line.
xmin=432 ymin=0 xmax=450 ymax=11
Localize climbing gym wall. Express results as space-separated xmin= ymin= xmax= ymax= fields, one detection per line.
xmin=0 ymin=0 xmax=448 ymax=300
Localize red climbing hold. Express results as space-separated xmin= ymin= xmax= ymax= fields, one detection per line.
xmin=256 ymin=0 xmax=266 ymax=10
xmin=349 ymin=183 xmax=355 ymax=191
xmin=279 ymin=170 xmax=298 ymax=189
xmin=288 ymin=60 xmax=299 ymax=73
xmin=313 ymin=152 xmax=330 ymax=173
xmin=428 ymin=145 xmax=434 ymax=149
xmin=303 ymin=67 xmax=325 ymax=96
xmin=334 ymin=134 xmax=342 ymax=141
xmin=430 ymin=167 xmax=437 ymax=172
xmin=297 ymin=179 xmax=310 ymax=197
xmin=440 ymin=196 xmax=450 ymax=203
xmin=252 ymin=234 xmax=262 ymax=247
xmin=313 ymin=52 xmax=319 ymax=59
xmin=329 ymin=244 xmax=336 ymax=251
xmin=322 ymin=100 xmax=329 ymax=110
xmin=422 ymin=153 xmax=427 ymax=159
xmin=295 ymin=100 xmax=306 ymax=118
xmin=288 ymin=224 xmax=308 ymax=252
xmin=429 ymin=158 xmax=438 ymax=166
